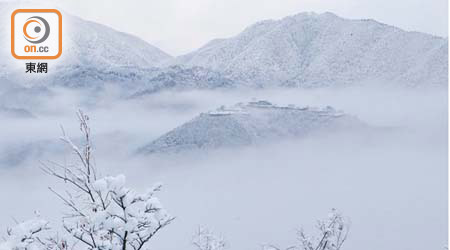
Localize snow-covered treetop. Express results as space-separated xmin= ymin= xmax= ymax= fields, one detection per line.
xmin=1 ymin=110 xmax=174 ymax=250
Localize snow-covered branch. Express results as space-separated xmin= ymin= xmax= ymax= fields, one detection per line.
xmin=297 ymin=209 xmax=349 ymax=250
xmin=262 ymin=209 xmax=350 ymax=250
xmin=0 ymin=218 xmax=65 ymax=250
xmin=192 ymin=227 xmax=226 ymax=250
xmin=2 ymin=110 xmax=173 ymax=250
xmin=44 ymin=110 xmax=174 ymax=250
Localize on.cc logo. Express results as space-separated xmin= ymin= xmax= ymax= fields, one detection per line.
xmin=23 ymin=16 xmax=51 ymax=44
xmin=11 ymin=9 xmax=62 ymax=60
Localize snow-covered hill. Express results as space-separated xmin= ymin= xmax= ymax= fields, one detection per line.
xmin=139 ymin=101 xmax=366 ymax=154
xmin=0 ymin=4 xmax=239 ymax=93
xmin=61 ymin=17 xmax=172 ymax=68
xmin=174 ymin=12 xmax=448 ymax=87
xmin=129 ymin=65 xmax=236 ymax=97
xmin=0 ymin=3 xmax=172 ymax=87
xmin=45 ymin=64 xmax=237 ymax=95
xmin=43 ymin=14 xmax=175 ymax=88
xmin=0 ymin=5 xmax=446 ymax=92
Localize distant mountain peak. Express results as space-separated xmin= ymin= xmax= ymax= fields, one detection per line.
xmin=173 ymin=12 xmax=447 ymax=88
xmin=0 ymin=4 xmax=173 ymax=85
xmin=0 ymin=4 xmax=446 ymax=92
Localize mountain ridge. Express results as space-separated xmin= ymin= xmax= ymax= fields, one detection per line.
xmin=0 ymin=5 xmax=446 ymax=92
xmin=172 ymin=11 xmax=447 ymax=88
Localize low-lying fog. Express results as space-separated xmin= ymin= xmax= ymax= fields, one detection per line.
xmin=0 ymin=85 xmax=447 ymax=250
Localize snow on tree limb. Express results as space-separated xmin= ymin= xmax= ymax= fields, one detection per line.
xmin=263 ymin=209 xmax=350 ymax=250
xmin=2 ymin=110 xmax=174 ymax=250
xmin=192 ymin=227 xmax=227 ymax=250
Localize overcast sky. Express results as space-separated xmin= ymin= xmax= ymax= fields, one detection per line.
xmin=46 ymin=0 xmax=448 ymax=55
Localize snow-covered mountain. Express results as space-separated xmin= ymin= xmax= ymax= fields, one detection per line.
xmin=61 ymin=17 xmax=172 ymax=68
xmin=0 ymin=4 xmax=172 ymax=86
xmin=45 ymin=64 xmax=237 ymax=95
xmin=0 ymin=4 xmax=446 ymax=92
xmin=129 ymin=65 xmax=236 ymax=97
xmin=174 ymin=12 xmax=448 ymax=87
xmin=139 ymin=101 xmax=366 ymax=154
xmin=41 ymin=14 xmax=175 ymax=88
xmin=0 ymin=4 xmax=239 ymax=93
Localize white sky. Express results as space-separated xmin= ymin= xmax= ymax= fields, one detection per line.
xmin=35 ymin=0 xmax=450 ymax=55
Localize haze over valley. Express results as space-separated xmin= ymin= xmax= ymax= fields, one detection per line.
xmin=0 ymin=3 xmax=447 ymax=250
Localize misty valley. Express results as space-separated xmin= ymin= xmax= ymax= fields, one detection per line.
xmin=0 ymin=3 xmax=447 ymax=250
